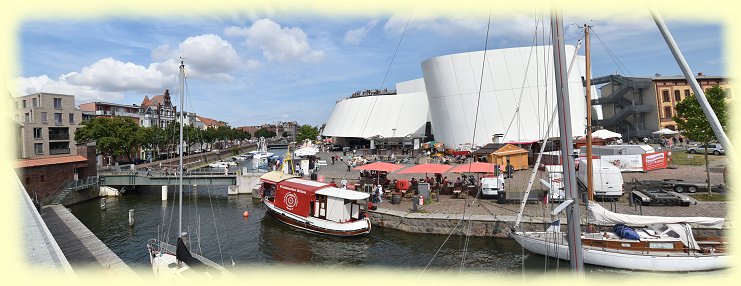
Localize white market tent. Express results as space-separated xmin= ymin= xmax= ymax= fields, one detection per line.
xmin=592 ymin=129 xmax=622 ymax=139
xmin=652 ymin=128 xmax=679 ymax=136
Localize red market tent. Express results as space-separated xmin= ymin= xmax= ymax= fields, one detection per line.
xmin=353 ymin=161 xmax=405 ymax=173
xmin=397 ymin=163 xmax=453 ymax=174
xmin=449 ymin=162 xmax=504 ymax=173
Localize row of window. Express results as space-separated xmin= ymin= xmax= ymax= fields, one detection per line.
xmin=661 ymin=89 xmax=691 ymax=103
xmin=17 ymin=97 xmax=64 ymax=109
xmin=32 ymin=127 xmax=70 ymax=141
xmin=19 ymin=112 xmax=75 ymax=124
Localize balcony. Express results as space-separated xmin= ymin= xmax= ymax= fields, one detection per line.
xmin=49 ymin=133 xmax=70 ymax=141
xmin=49 ymin=148 xmax=70 ymax=155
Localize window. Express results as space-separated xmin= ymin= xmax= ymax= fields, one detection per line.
xmin=41 ymin=112 xmax=47 ymax=124
xmin=54 ymin=98 xmax=62 ymax=109
xmin=69 ymin=113 xmax=74 ymax=124
xmin=661 ymin=90 xmax=670 ymax=102
xmin=33 ymin=128 xmax=42 ymax=139
xmin=674 ymin=90 xmax=680 ymax=102
xmin=649 ymin=242 xmax=675 ymax=249
xmin=32 ymin=98 xmax=38 ymax=107
xmin=54 ymin=113 xmax=63 ymax=124
xmin=664 ymin=106 xmax=672 ymax=119
xmin=24 ymin=113 xmax=30 ymax=123
xmin=34 ymin=143 xmax=43 ymax=154
xmin=22 ymin=100 xmax=27 ymax=108
xmin=684 ymin=89 xmax=690 ymax=98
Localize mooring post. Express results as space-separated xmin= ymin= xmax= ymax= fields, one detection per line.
xmin=128 ymin=209 xmax=135 ymax=227
xmin=100 ymin=197 xmax=106 ymax=210
xmin=161 ymin=185 xmax=167 ymax=201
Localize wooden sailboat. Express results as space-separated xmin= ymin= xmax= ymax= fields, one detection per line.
xmin=510 ymin=14 xmax=728 ymax=272
xmin=146 ymin=60 xmax=231 ymax=279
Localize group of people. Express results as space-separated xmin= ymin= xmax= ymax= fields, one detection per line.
xmin=350 ymin=88 xmax=393 ymax=98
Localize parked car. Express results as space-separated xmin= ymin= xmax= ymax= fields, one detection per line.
xmin=687 ymin=144 xmax=724 ymax=155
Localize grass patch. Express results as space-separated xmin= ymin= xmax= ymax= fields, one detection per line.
xmin=689 ymin=193 xmax=727 ymax=201
xmin=671 ymin=152 xmax=708 ymax=166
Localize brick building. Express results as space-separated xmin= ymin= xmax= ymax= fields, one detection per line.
xmin=16 ymin=142 xmax=97 ymax=199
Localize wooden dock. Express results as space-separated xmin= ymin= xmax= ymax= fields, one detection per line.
xmin=41 ymin=205 xmax=138 ymax=277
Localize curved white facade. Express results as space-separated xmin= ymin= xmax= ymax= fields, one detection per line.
xmin=422 ymin=45 xmax=588 ymax=147
xmin=322 ymin=79 xmax=429 ymax=138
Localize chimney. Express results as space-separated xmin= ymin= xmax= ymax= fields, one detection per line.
xmin=492 ymin=134 xmax=503 ymax=144
xmin=697 ymin=72 xmax=704 ymax=77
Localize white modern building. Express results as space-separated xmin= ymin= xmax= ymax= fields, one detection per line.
xmin=323 ymin=45 xmax=599 ymax=148
xmin=322 ymin=78 xmax=430 ymax=146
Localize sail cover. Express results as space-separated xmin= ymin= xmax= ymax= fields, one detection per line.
xmin=176 ymin=238 xmax=207 ymax=269
xmin=587 ymin=202 xmax=724 ymax=229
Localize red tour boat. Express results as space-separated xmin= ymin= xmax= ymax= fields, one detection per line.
xmin=259 ymin=171 xmax=372 ymax=236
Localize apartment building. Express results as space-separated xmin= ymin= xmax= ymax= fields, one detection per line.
xmin=14 ymin=93 xmax=82 ymax=159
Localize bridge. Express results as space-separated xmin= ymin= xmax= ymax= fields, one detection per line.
xmin=99 ymin=170 xmax=238 ymax=187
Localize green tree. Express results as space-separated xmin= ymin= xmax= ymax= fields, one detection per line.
xmin=75 ymin=117 xmax=140 ymax=162
xmin=254 ymin=127 xmax=276 ymax=138
xmin=295 ymin=124 xmax=319 ymax=143
xmin=673 ymin=85 xmax=728 ymax=193
xmin=282 ymin=131 xmax=290 ymax=138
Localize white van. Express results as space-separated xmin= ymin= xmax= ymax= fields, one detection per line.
xmin=576 ymin=159 xmax=624 ymax=198
xmin=480 ymin=174 xmax=505 ymax=197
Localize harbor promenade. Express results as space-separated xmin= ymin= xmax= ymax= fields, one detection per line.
xmin=40 ymin=205 xmax=138 ymax=277
xmin=312 ymin=150 xmax=729 ymax=236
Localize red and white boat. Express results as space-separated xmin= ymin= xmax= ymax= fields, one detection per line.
xmin=259 ymin=171 xmax=372 ymax=236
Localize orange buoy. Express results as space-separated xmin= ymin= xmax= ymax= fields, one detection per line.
xmin=243 ymin=210 xmax=250 ymax=218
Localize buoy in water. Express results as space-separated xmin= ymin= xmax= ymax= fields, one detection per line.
xmin=243 ymin=210 xmax=250 ymax=218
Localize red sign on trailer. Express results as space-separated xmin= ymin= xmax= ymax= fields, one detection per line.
xmin=642 ymin=151 xmax=669 ymax=171
xmin=274 ymin=179 xmax=330 ymax=217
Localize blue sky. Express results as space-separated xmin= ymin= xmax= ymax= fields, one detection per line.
xmin=15 ymin=11 xmax=723 ymax=127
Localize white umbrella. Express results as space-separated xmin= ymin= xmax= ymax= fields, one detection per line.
xmin=591 ymin=129 xmax=622 ymax=139
xmin=652 ymin=128 xmax=679 ymax=136
xmin=295 ymin=147 xmax=319 ymax=157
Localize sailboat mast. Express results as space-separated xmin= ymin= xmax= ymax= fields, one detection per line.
xmin=584 ymin=24 xmax=594 ymax=201
xmin=178 ymin=60 xmax=185 ymax=240
xmin=550 ymin=7 xmax=584 ymax=274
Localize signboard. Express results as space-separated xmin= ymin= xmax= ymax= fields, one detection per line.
xmin=317 ymin=175 xmax=325 ymax=182
xmin=642 ymin=151 xmax=669 ymax=171
xmin=413 ymin=138 xmax=420 ymax=150
xmin=275 ymin=183 xmax=312 ymax=217
xmin=600 ymin=154 xmax=644 ymax=172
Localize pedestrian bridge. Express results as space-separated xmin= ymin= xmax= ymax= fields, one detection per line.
xmin=99 ymin=170 xmax=238 ymax=186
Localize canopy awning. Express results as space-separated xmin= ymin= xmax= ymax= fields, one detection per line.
xmin=260 ymin=171 xmax=299 ymax=183
xmin=315 ymin=187 xmax=370 ymax=200
xmin=397 ymin=163 xmax=452 ymax=174
xmin=652 ymin=128 xmax=679 ymax=135
xmin=449 ymin=162 xmax=504 ymax=173
xmin=592 ymin=129 xmax=623 ymax=139
xmin=353 ymin=161 xmax=405 ymax=172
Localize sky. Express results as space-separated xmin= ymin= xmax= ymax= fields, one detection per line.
xmin=14 ymin=9 xmax=724 ymax=128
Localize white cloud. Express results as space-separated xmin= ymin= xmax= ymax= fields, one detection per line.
xmin=225 ymin=19 xmax=324 ymax=63
xmin=344 ymin=20 xmax=379 ymax=45
xmin=13 ymin=75 xmax=124 ymax=103
xmin=64 ymin=58 xmax=177 ymax=93
xmin=151 ymin=34 xmax=243 ymax=80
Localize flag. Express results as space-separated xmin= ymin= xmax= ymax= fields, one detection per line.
xmin=543 ymin=193 xmax=549 ymax=205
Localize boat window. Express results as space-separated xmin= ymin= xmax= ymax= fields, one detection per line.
xmin=649 ymin=242 xmax=674 ymax=249
xmin=665 ymin=230 xmax=680 ymax=238
xmin=620 ymin=243 xmax=632 ymax=247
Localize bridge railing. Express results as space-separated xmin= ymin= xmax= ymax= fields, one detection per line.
xmin=99 ymin=169 xmax=239 ymax=177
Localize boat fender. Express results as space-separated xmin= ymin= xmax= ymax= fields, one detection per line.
xmin=243 ymin=210 xmax=250 ymax=218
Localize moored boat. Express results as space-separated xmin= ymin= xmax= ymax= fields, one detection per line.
xmin=259 ymin=171 xmax=371 ymax=236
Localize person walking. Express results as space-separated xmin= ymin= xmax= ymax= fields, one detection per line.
xmin=376 ymin=184 xmax=384 ymax=204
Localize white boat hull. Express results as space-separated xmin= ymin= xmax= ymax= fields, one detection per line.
xmin=511 ymin=231 xmax=728 ymax=272
xmin=263 ymin=199 xmax=371 ymax=236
